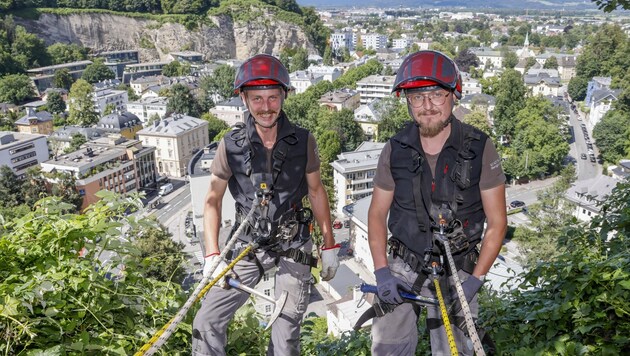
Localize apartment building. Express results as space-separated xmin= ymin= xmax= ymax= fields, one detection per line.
xmin=307 ymin=64 xmax=343 ymax=82
xmin=27 ymin=60 xmax=93 ymax=94
xmin=330 ymin=142 xmax=385 ymax=215
xmin=355 ymin=75 xmax=395 ymax=105
xmin=361 ymin=34 xmax=388 ymax=50
xmin=318 ymin=89 xmax=360 ymax=112
xmin=98 ymin=50 xmax=139 ymax=79
xmin=126 ymin=97 xmax=169 ymax=124
xmin=41 ymin=135 xmax=156 ymax=210
xmin=137 ymin=114 xmax=209 ymax=177
xmin=122 ymin=61 xmax=171 ymax=83
xmin=130 ymin=75 xmax=168 ymax=96
xmin=93 ymin=88 xmax=128 ymax=115
xmin=169 ymin=51 xmax=204 ymax=64
xmin=470 ymin=48 xmax=503 ymax=70
xmin=210 ymin=96 xmax=249 ymax=127
xmin=97 ymin=112 xmax=143 ymax=139
xmin=0 ymin=132 xmax=49 ymax=178
xmin=331 ymin=32 xmax=355 ymax=52
xmin=290 ymin=70 xmax=325 ymax=94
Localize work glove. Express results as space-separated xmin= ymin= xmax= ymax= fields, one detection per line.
xmin=320 ymin=244 xmax=340 ymax=281
xmin=203 ymin=253 xmax=228 ymax=284
xmin=461 ymin=275 xmax=484 ymax=303
xmin=374 ymin=267 xmax=412 ymax=304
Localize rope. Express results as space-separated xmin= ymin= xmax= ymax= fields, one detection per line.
xmin=134 ymin=198 xmax=262 ymax=355
xmin=436 ymin=232 xmax=486 ymax=356
xmin=432 ymin=263 xmax=458 ymax=356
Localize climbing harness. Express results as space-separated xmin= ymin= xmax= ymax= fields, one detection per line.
xmin=432 ymin=262 xmax=458 ymax=356
xmin=134 ymin=177 xmax=275 ymax=355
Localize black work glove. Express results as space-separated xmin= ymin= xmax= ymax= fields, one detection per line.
xmin=374 ymin=267 xmax=412 ymax=304
xmin=461 ymin=275 xmax=484 ymax=303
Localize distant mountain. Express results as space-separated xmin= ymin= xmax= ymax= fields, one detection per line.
xmin=296 ymin=0 xmax=599 ymax=10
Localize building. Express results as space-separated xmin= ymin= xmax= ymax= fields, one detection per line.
xmin=0 ymin=132 xmax=49 ymax=178
xmin=130 ymin=75 xmax=168 ymax=96
xmin=15 ymin=108 xmax=54 ymax=136
xmin=122 ymin=61 xmax=171 ymax=83
xmin=289 ymin=70 xmax=324 ymax=94
xmin=557 ymin=55 xmax=577 ymax=83
xmin=361 ymin=34 xmax=388 ymax=50
xmin=344 ymin=195 xmax=374 ymax=272
xmin=461 ymin=72 xmax=482 ymax=96
xmin=48 ymin=126 xmax=107 ymax=155
xmin=585 ymin=77 xmax=612 ymax=106
xmin=126 ymin=97 xmax=169 ymax=125
xmin=307 ymin=64 xmax=343 ymax=82
xmin=97 ymin=112 xmax=143 ymax=139
xmin=169 ymin=51 xmax=204 ymax=64
xmin=353 ymin=99 xmax=391 ymax=141
xmin=392 ymin=38 xmax=411 ymax=50
xmin=98 ymin=50 xmax=140 ymax=79
xmin=326 ymin=286 xmax=374 ymax=336
xmin=330 ymin=141 xmax=385 ymax=215
xmin=331 ymin=32 xmax=355 ymax=52
xmin=93 ymin=88 xmax=128 ymax=115
xmin=470 ymin=48 xmax=503 ymax=70
xmin=564 ymin=175 xmax=619 ymax=222
xmin=137 ymin=114 xmax=209 ymax=177
xmin=609 ymin=159 xmax=630 ymax=181
xmin=524 ymin=69 xmax=561 ymax=97
xmin=459 ymin=93 xmax=496 ymax=127
xmin=587 ymin=88 xmax=621 ymax=130
xmin=356 ymin=75 xmax=395 ymax=105
xmin=187 ymin=143 xmax=278 ymax=318
xmin=210 ymin=96 xmax=249 ymax=127
xmin=318 ymin=89 xmax=360 ymax=112
xmin=40 ymin=135 xmax=157 ymax=210
xmin=27 ymin=60 xmax=92 ymax=94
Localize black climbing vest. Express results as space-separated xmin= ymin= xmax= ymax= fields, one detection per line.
xmin=224 ymin=112 xmax=310 ymax=241
xmin=387 ymin=117 xmax=488 ymax=256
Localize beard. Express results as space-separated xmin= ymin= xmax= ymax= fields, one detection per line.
xmin=417 ymin=110 xmax=451 ymax=137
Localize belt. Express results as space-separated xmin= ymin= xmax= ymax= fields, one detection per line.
xmin=388 ymin=238 xmax=478 ymax=276
xmin=275 ymin=248 xmax=318 ymax=268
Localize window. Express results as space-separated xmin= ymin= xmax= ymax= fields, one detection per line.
xmin=263 ymin=273 xmax=269 ymax=281
xmin=265 ymin=305 xmax=271 ymax=314
xmin=264 ymin=289 xmax=270 ymax=296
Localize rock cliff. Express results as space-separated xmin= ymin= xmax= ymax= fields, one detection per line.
xmin=15 ymin=9 xmax=316 ymax=61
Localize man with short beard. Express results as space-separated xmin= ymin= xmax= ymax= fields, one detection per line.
xmin=367 ymin=50 xmax=507 ymax=355
xmin=192 ymin=54 xmax=339 ymax=355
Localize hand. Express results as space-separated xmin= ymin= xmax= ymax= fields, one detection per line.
xmin=461 ymin=275 xmax=484 ymax=303
xmin=203 ymin=253 xmax=228 ymax=284
xmin=374 ymin=267 xmax=411 ymax=304
xmin=320 ymin=244 xmax=340 ymax=281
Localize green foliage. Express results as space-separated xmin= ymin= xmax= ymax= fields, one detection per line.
xmin=376 ymin=97 xmax=409 ymax=142
xmin=47 ymin=42 xmax=89 ymax=65
xmin=225 ymin=304 xmax=271 ymax=355
xmin=166 ymin=83 xmax=201 ymax=117
xmin=591 ymin=0 xmax=630 ymax=12
xmin=543 ymin=55 xmax=558 ymax=70
xmin=199 ymin=64 xmax=236 ymax=105
xmin=482 ymin=178 xmax=630 ymax=354
xmin=200 ymin=112 xmax=228 ymax=140
xmin=0 ymin=165 xmax=23 ymax=208
xmin=0 ymin=193 xmax=193 ymax=353
xmin=463 ymin=110 xmax=493 ymax=138
xmin=0 ymin=73 xmax=36 ymax=104
xmin=332 ymin=59 xmax=383 ymax=90
xmin=592 ymin=110 xmax=630 ymax=164
xmin=53 ymin=67 xmax=74 ymax=90
xmin=67 ymin=79 xmax=99 ymax=126
xmin=81 ymin=59 xmax=115 ymax=84
xmin=493 ymin=69 xmax=527 ymax=139
xmin=502 ymin=49 xmax=518 ymax=69
xmin=65 ymin=132 xmax=87 ymax=154
xmin=10 ymin=25 xmax=51 ymax=71
xmin=46 ymin=90 xmax=66 ymax=114
xmin=479 ymin=76 xmax=500 ymax=96
xmin=567 ymin=76 xmax=588 ymax=102
xmin=162 ymin=60 xmax=191 ymax=77
xmin=315 ymin=108 xmax=364 ymax=152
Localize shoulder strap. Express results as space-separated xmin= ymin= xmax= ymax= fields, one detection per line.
xmin=449 ymin=125 xmax=481 ymax=213
xmin=409 ymin=148 xmax=429 ymax=233
xmin=271 ymin=134 xmax=298 ymax=185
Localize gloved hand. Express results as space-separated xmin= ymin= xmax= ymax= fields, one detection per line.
xmin=203 ymin=253 xmax=228 ymax=283
xmin=461 ymin=275 xmax=484 ymax=303
xmin=320 ymin=244 xmax=340 ymax=281
xmin=374 ymin=267 xmax=412 ymax=304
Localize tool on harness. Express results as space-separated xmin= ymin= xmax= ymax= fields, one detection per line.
xmin=249 ymin=172 xmax=275 ymax=246
xmin=435 ymin=217 xmax=486 ymax=356
xmin=432 ymin=262 xmax=458 ymax=356
xmin=134 ymin=190 xmax=272 ymax=355
xmin=359 ymin=283 xmax=438 ymax=305
xmin=222 ymin=276 xmax=288 ymax=330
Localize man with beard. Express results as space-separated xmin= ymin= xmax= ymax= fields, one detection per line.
xmin=367 ymin=50 xmax=507 ymax=355
xmin=192 ymin=54 xmax=340 ymax=355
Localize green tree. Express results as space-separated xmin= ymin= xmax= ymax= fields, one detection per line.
xmin=463 ymin=110 xmax=492 ymax=137
xmin=81 ymin=59 xmax=115 ymax=84
xmin=64 ymin=133 xmax=88 ymax=154
xmin=316 ymin=108 xmax=364 ymax=152
xmin=200 ymin=112 xmax=229 ymax=141
xmin=454 ymin=49 xmax=479 ymax=72
xmin=162 ymin=60 xmax=191 ymax=77
xmin=22 ymin=167 xmax=50 ymax=207
xmin=502 ymin=50 xmax=518 ymax=69
xmin=567 ymin=76 xmax=589 ymax=101
xmin=130 ymin=223 xmax=188 ymax=283
xmin=0 ymin=165 xmax=22 ymax=208
xmin=46 ymin=91 xmax=66 ymax=114
xmin=117 ymin=83 xmax=139 ymax=101
xmin=103 ymin=103 xmax=116 ymax=116
xmin=0 ymin=73 xmax=36 ymax=104
xmin=479 ymin=76 xmax=500 ymax=96
xmin=167 ymin=83 xmax=201 ymax=117
xmin=591 ymin=0 xmax=630 ymax=11
xmin=67 ymin=79 xmax=99 ymax=127
xmin=376 ymin=97 xmax=409 ymax=142
xmin=290 ymin=47 xmax=309 ymax=72
xmin=592 ymin=110 xmax=630 ymax=163
xmin=524 ymin=57 xmax=537 ymax=73
xmin=53 ymin=68 xmax=74 ymax=90
xmin=493 ymin=69 xmax=527 ymax=138
xmin=47 ymin=43 xmax=88 ymax=65
xmin=11 ymin=26 xmax=50 ymax=71
xmin=199 ymin=64 xmax=236 ymax=104
xmin=323 ymin=44 xmax=332 ymax=65
xmin=543 ymin=56 xmax=558 ymax=69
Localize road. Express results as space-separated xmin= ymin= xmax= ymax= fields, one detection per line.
xmin=567 ymin=104 xmax=600 ymax=181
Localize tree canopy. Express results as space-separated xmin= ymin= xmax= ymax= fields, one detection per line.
xmin=0 ymin=73 xmax=36 ymax=104
xmin=81 ymin=60 xmax=115 ymax=84
xmin=67 ymin=79 xmax=99 ymax=126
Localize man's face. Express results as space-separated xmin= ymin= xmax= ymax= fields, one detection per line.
xmin=406 ymin=87 xmax=454 ymax=138
xmin=241 ymin=87 xmax=284 ymax=128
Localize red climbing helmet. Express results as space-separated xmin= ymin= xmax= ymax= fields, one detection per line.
xmin=233 ymin=54 xmax=291 ymax=94
xmin=392 ymin=50 xmax=462 ymax=99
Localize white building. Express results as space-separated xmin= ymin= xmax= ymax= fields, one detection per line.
xmin=331 ymin=32 xmax=355 ymax=52
xmin=0 ymin=132 xmax=49 ymax=178
xmin=289 ymin=70 xmax=324 ymax=94
xmin=565 ymin=175 xmax=619 ymax=222
xmin=326 ymin=277 xmax=373 ymax=336
xmin=471 ymin=47 xmax=503 ymax=70
xmin=587 ymin=88 xmax=621 ymax=130
xmin=362 ymin=34 xmax=388 ymax=50
xmin=126 ymin=97 xmax=169 ymax=124
xmin=319 ymin=89 xmax=361 ymax=112
xmin=524 ymin=69 xmax=561 ymax=97
xmin=330 ymin=142 xmax=385 ymax=215
xmin=93 ymin=88 xmax=128 ymax=115
xmin=392 ymin=38 xmax=411 ymax=50
xmin=461 ymin=72 xmax=482 ymax=96
xmin=356 ymin=75 xmax=395 ymax=105
xmin=137 ymin=114 xmax=209 ymax=177
xmin=210 ymin=96 xmax=249 ymax=127
xmin=130 ymin=75 xmax=168 ymax=96
xmin=307 ymin=64 xmax=343 ymax=82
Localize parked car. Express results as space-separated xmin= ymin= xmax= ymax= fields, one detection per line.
xmin=580 ymin=153 xmax=587 ymax=160
xmin=590 ymin=156 xmax=596 ymax=163
xmin=344 ymin=220 xmax=350 ymax=228
xmin=510 ymin=200 xmax=526 ymax=208
xmin=158 ymin=183 xmax=174 ymax=196
xmin=333 ymin=220 xmax=343 ymax=229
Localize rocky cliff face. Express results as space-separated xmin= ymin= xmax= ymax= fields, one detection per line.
xmin=15 ymin=9 xmax=316 ymax=61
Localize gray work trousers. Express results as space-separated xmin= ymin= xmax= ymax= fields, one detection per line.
xmin=192 ymin=239 xmax=313 ymax=356
xmin=371 ymin=255 xmax=479 ymax=356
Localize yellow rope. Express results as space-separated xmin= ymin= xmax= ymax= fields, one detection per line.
xmin=433 ymin=264 xmax=458 ymax=356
